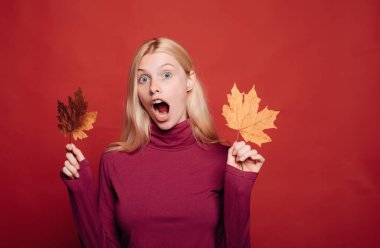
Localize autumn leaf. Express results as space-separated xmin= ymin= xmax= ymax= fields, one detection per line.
xmin=57 ymin=87 xmax=97 ymax=141
xmin=222 ymin=83 xmax=279 ymax=146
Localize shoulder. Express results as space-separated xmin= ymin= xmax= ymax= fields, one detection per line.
xmin=100 ymin=150 xmax=117 ymax=164
xmin=197 ymin=141 xmax=230 ymax=154
xmin=194 ymin=142 xmax=230 ymax=164
xmin=98 ymin=150 xmax=131 ymax=178
xmin=99 ymin=148 xmax=142 ymax=171
xmin=99 ymin=150 xmax=132 ymax=171
xmin=98 ymin=150 xmax=117 ymax=174
xmin=100 ymin=146 xmax=141 ymax=161
xmin=193 ymin=142 xmax=230 ymax=174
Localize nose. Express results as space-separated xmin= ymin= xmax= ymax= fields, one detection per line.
xmin=149 ymin=78 xmax=160 ymax=95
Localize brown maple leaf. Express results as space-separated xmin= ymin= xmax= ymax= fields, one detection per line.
xmin=222 ymin=83 xmax=279 ymax=146
xmin=57 ymin=87 xmax=97 ymax=142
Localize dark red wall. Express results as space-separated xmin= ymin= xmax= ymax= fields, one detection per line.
xmin=1 ymin=0 xmax=379 ymax=247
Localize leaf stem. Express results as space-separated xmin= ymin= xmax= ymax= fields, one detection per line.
xmin=236 ymin=131 xmax=240 ymax=142
xmin=235 ymin=131 xmax=243 ymax=172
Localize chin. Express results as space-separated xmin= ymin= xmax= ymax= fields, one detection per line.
xmin=152 ymin=116 xmax=184 ymax=131
xmin=155 ymin=122 xmax=174 ymax=130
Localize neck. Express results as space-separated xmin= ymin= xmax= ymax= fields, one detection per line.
xmin=148 ymin=119 xmax=196 ymax=151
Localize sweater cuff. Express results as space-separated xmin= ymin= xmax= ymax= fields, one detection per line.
xmin=225 ymin=164 xmax=259 ymax=180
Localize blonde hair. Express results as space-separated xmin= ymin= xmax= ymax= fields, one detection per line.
xmin=104 ymin=37 xmax=222 ymax=153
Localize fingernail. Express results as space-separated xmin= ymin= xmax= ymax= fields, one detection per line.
xmin=75 ymin=174 xmax=80 ymax=178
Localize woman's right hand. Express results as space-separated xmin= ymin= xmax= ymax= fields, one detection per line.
xmin=61 ymin=143 xmax=86 ymax=179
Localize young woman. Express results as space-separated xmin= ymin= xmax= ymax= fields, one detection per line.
xmin=60 ymin=37 xmax=265 ymax=248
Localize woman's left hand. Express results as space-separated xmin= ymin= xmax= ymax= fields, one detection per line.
xmin=227 ymin=141 xmax=265 ymax=173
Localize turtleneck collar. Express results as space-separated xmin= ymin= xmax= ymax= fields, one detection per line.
xmin=148 ymin=119 xmax=197 ymax=151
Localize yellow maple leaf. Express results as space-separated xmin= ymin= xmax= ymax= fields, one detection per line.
xmin=222 ymin=83 xmax=279 ymax=146
xmin=57 ymin=87 xmax=97 ymax=142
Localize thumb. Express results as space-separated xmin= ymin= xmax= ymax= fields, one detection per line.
xmin=227 ymin=141 xmax=236 ymax=166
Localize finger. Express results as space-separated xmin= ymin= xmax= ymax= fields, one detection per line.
xmin=64 ymin=160 xmax=80 ymax=178
xmin=66 ymin=152 xmax=80 ymax=170
xmin=238 ymin=149 xmax=258 ymax=162
xmin=250 ymin=153 xmax=266 ymax=164
xmin=64 ymin=160 xmax=79 ymax=178
xmin=65 ymin=143 xmax=73 ymax=152
xmin=232 ymin=141 xmax=246 ymax=155
xmin=71 ymin=143 xmax=85 ymax=162
xmin=66 ymin=143 xmax=85 ymax=162
xmin=228 ymin=143 xmax=234 ymax=158
xmin=62 ymin=166 xmax=74 ymax=180
xmin=236 ymin=144 xmax=252 ymax=158
xmin=227 ymin=142 xmax=237 ymax=165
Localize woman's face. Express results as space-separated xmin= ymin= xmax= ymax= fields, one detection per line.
xmin=137 ymin=52 xmax=195 ymax=130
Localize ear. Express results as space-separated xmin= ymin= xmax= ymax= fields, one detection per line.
xmin=186 ymin=71 xmax=196 ymax=92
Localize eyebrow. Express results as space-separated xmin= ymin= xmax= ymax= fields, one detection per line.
xmin=137 ymin=63 xmax=176 ymax=72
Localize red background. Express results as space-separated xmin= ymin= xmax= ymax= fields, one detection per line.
xmin=1 ymin=0 xmax=379 ymax=247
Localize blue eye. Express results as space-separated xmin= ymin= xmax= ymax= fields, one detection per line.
xmin=138 ymin=75 xmax=150 ymax=84
xmin=163 ymin=72 xmax=172 ymax=78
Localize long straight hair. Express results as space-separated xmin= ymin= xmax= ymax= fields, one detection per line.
xmin=104 ymin=37 xmax=222 ymax=153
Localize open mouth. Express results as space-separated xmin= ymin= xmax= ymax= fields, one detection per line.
xmin=152 ymin=99 xmax=170 ymax=118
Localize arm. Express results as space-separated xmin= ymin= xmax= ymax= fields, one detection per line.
xmin=222 ymin=141 xmax=264 ymax=248
xmin=223 ymin=164 xmax=258 ymax=248
xmin=60 ymin=153 xmax=121 ymax=248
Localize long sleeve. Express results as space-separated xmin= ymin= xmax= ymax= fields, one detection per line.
xmin=223 ymin=164 xmax=259 ymax=248
xmin=60 ymin=153 xmax=121 ymax=248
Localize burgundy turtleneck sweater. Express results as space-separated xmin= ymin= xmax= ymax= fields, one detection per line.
xmin=60 ymin=119 xmax=259 ymax=248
